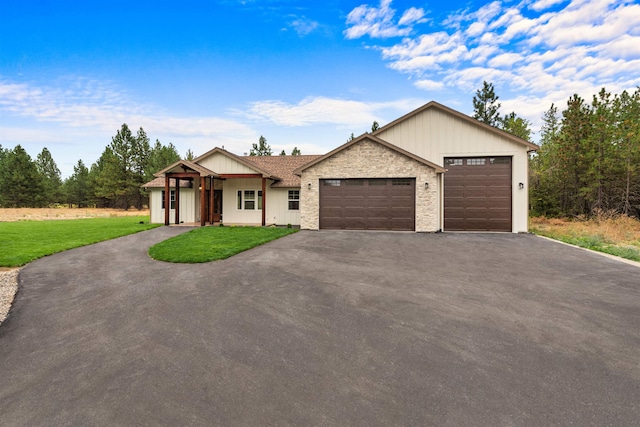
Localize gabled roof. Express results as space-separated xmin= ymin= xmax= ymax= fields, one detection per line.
xmin=193 ymin=147 xmax=275 ymax=178
xmin=143 ymin=148 xmax=323 ymax=189
xmin=153 ymin=159 xmax=217 ymax=178
xmin=372 ymin=100 xmax=539 ymax=152
xmin=293 ymin=133 xmax=447 ymax=175
xmin=243 ymin=155 xmax=323 ymax=187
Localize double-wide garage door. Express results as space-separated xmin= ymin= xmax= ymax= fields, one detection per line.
xmin=444 ymin=156 xmax=512 ymax=232
xmin=319 ymin=178 xmax=415 ymax=231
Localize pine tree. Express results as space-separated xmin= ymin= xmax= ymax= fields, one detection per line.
xmin=250 ymin=136 xmax=272 ymax=156
xmin=472 ymin=81 xmax=501 ymax=127
xmin=291 ymin=147 xmax=301 ymax=156
xmin=500 ymin=112 xmax=532 ymax=141
xmin=64 ymin=159 xmax=91 ymax=207
xmin=0 ymin=145 xmax=46 ymax=207
xmin=146 ymin=140 xmax=180 ymax=181
xmin=36 ymin=147 xmax=63 ymax=205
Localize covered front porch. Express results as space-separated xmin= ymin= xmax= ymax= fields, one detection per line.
xmin=154 ymin=160 xmax=273 ymax=227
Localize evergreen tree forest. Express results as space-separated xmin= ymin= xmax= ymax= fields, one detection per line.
xmin=530 ymin=88 xmax=640 ymax=218
xmin=0 ymin=124 xmax=180 ymax=209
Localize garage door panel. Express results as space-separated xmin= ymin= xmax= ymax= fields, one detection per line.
xmin=320 ymin=178 xmax=415 ymax=231
xmin=444 ymin=156 xmax=512 ymax=232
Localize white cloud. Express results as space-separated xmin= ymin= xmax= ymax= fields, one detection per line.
xmin=531 ymin=0 xmax=567 ymax=12
xmin=344 ymin=0 xmax=426 ymax=39
xmin=347 ymin=0 xmax=640 ymax=133
xmin=398 ymin=7 xmax=427 ymax=26
xmin=245 ymin=96 xmax=423 ymax=127
xmin=414 ymin=79 xmax=445 ymax=91
xmin=288 ymin=16 xmax=319 ymax=37
xmin=0 ymin=77 xmax=260 ymax=175
xmin=488 ymin=53 xmax=524 ymax=68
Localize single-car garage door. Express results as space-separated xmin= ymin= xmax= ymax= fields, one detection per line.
xmin=320 ymin=178 xmax=415 ymax=231
xmin=444 ymin=157 xmax=512 ymax=232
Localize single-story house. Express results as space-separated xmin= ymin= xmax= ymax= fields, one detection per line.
xmin=143 ymin=101 xmax=538 ymax=232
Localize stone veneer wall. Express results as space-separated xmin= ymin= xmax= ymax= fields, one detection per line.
xmin=300 ymin=138 xmax=440 ymax=232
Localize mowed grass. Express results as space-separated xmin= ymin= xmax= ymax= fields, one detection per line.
xmin=0 ymin=216 xmax=160 ymax=267
xmin=148 ymin=226 xmax=298 ymax=263
xmin=530 ymin=214 xmax=640 ymax=262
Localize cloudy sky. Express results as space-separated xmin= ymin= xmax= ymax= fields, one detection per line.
xmin=1 ymin=0 xmax=639 ymax=177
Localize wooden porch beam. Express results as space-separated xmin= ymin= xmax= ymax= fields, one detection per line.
xmin=209 ymin=177 xmax=214 ymax=224
xmin=165 ymin=172 xmax=201 ymax=179
xmin=218 ymin=173 xmax=263 ymax=179
xmin=261 ymin=177 xmax=266 ymax=227
xmin=200 ymin=176 xmax=206 ymax=226
xmin=174 ymin=178 xmax=180 ymax=224
xmin=164 ymin=176 xmax=170 ymax=226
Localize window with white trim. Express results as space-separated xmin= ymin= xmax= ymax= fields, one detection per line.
xmin=161 ymin=190 xmax=175 ymax=209
xmin=288 ymin=190 xmax=299 ymax=210
xmin=237 ymin=190 xmax=263 ymax=210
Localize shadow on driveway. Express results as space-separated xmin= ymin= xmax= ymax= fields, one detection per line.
xmin=1 ymin=228 xmax=639 ymax=425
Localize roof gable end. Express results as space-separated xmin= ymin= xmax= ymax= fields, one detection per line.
xmin=294 ymin=133 xmax=446 ymax=175
xmin=193 ymin=147 xmax=274 ymax=177
xmin=372 ymin=101 xmax=539 ymax=151
xmin=153 ymin=159 xmax=217 ymax=178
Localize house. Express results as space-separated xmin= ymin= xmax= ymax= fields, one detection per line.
xmin=142 ymin=149 xmax=321 ymax=227
xmin=144 ymin=101 xmax=538 ymax=232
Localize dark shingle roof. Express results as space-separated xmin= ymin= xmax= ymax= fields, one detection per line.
xmin=142 ymin=154 xmax=322 ymax=188
xmin=242 ymin=155 xmax=322 ymax=187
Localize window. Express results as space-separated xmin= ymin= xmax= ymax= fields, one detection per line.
xmin=288 ymin=190 xmax=300 ymax=210
xmin=323 ymin=180 xmax=341 ymax=187
xmin=392 ymin=179 xmax=412 ymax=186
xmin=237 ymin=190 xmax=262 ymax=210
xmin=161 ymin=190 xmax=175 ymax=209
xmin=490 ymin=157 xmax=510 ymax=164
xmin=244 ymin=190 xmax=255 ymax=210
xmin=445 ymin=158 xmax=463 ymax=166
xmin=467 ymin=158 xmax=486 ymax=165
xmin=346 ymin=179 xmax=364 ymax=186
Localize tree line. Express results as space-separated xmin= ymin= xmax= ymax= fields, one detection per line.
xmin=472 ymin=81 xmax=640 ymax=219
xmin=0 ymin=124 xmax=181 ymax=209
xmin=530 ymin=88 xmax=640 ymax=218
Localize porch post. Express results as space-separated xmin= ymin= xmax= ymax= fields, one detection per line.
xmin=164 ymin=176 xmax=170 ymax=226
xmin=209 ymin=177 xmax=214 ymax=224
xmin=200 ymin=176 xmax=206 ymax=226
xmin=261 ymin=177 xmax=266 ymax=226
xmin=174 ymin=178 xmax=180 ymax=224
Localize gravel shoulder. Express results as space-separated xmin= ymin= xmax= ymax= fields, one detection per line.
xmin=0 ymin=268 xmax=19 ymax=324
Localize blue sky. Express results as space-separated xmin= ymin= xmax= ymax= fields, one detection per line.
xmin=1 ymin=0 xmax=639 ymax=178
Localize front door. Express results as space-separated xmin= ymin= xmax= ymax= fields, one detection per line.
xmin=213 ymin=190 xmax=222 ymax=222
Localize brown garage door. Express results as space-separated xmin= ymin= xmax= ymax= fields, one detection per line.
xmin=320 ymin=178 xmax=415 ymax=231
xmin=444 ymin=157 xmax=512 ymax=232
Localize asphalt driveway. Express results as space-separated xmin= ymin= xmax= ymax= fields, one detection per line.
xmin=1 ymin=228 xmax=639 ymax=426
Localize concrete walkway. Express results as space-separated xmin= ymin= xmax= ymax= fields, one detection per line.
xmin=1 ymin=228 xmax=639 ymax=425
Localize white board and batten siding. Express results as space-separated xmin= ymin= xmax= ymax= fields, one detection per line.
xmin=198 ymin=153 xmax=258 ymax=175
xmin=221 ymin=178 xmax=301 ymax=226
xmin=148 ymin=188 xmax=197 ymax=224
xmin=265 ymin=188 xmax=301 ymax=226
xmin=376 ymin=107 xmax=531 ymax=233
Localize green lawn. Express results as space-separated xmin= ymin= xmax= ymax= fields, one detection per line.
xmin=0 ymin=216 xmax=160 ymax=267
xmin=148 ymin=226 xmax=298 ymax=263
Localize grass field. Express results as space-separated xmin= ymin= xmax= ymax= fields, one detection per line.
xmin=148 ymin=226 xmax=298 ymax=263
xmin=530 ymin=214 xmax=640 ymax=262
xmin=0 ymin=216 xmax=160 ymax=267
xmin=0 ymin=208 xmax=150 ymax=222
